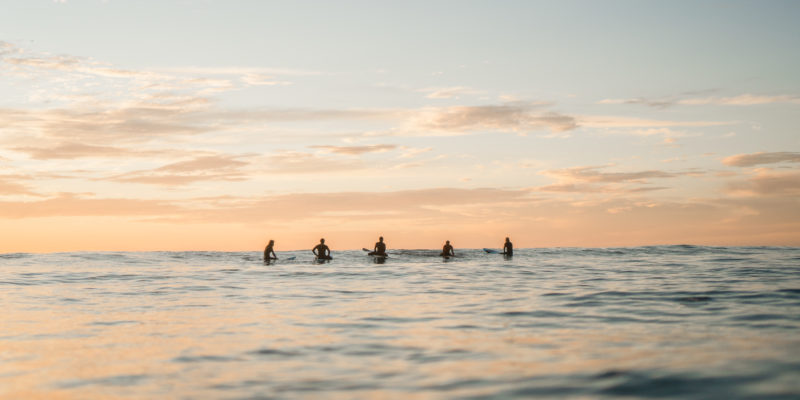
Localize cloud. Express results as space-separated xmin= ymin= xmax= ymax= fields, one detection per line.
xmin=398 ymin=146 xmax=432 ymax=158
xmin=1 ymin=100 xmax=578 ymax=148
xmin=598 ymin=93 xmax=800 ymax=108
xmin=598 ymin=98 xmax=675 ymax=109
xmin=413 ymin=102 xmax=577 ymax=134
xmin=261 ymin=151 xmax=364 ymax=174
xmin=2 ymin=44 xmax=577 ymax=142
xmin=722 ymin=152 xmax=800 ymax=167
xmin=542 ymin=165 xmax=679 ymax=183
xmin=530 ymin=165 xmax=686 ymax=195
xmin=0 ymin=101 xmax=214 ymax=145
xmin=678 ymin=94 xmax=800 ymax=106
xmin=534 ymin=182 xmax=668 ymax=194
xmin=421 ymin=86 xmax=482 ymax=99
xmin=726 ymin=170 xmax=800 ymax=197
xmin=0 ymin=193 xmax=181 ymax=219
xmin=107 ymin=155 xmax=252 ymax=185
xmin=0 ymin=187 xmax=532 ymax=222
xmin=0 ymin=41 xmax=21 ymax=57
xmin=240 ymin=73 xmax=292 ymax=86
xmin=579 ymin=115 xmax=729 ymax=128
xmin=309 ymin=144 xmax=397 ymax=155
xmin=11 ymin=142 xmax=164 ymax=160
xmin=0 ymin=175 xmax=39 ymax=196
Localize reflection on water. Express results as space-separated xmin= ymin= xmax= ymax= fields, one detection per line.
xmin=1 ymin=247 xmax=799 ymax=398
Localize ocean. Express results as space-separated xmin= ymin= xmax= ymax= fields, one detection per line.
xmin=1 ymin=246 xmax=799 ymax=399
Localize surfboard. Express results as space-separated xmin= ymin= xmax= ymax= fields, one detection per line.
xmin=363 ymin=248 xmax=388 ymax=258
xmin=483 ymin=248 xmax=500 ymax=254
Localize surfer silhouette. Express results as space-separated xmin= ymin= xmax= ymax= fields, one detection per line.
xmin=312 ymin=238 xmax=332 ymax=260
xmin=440 ymin=240 xmax=455 ymax=257
xmin=503 ymin=237 xmax=513 ymax=256
xmin=264 ymin=239 xmax=277 ymax=261
xmin=368 ymin=236 xmax=387 ymax=256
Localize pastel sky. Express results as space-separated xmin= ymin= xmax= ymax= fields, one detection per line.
xmin=1 ymin=0 xmax=799 ymax=252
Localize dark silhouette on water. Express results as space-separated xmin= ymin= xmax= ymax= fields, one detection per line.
xmin=440 ymin=240 xmax=455 ymax=257
xmin=312 ymin=238 xmax=332 ymax=260
xmin=503 ymin=237 xmax=513 ymax=256
xmin=264 ymin=239 xmax=277 ymax=262
xmin=368 ymin=236 xmax=387 ymax=256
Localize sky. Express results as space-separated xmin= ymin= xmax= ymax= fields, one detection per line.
xmin=1 ymin=0 xmax=799 ymax=252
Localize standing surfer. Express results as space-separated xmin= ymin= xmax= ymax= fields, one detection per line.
xmin=312 ymin=238 xmax=332 ymax=260
xmin=440 ymin=240 xmax=455 ymax=257
xmin=264 ymin=239 xmax=277 ymax=261
xmin=368 ymin=236 xmax=387 ymax=256
xmin=503 ymin=237 xmax=513 ymax=256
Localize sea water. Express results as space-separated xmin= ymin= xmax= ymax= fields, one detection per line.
xmin=1 ymin=246 xmax=798 ymax=399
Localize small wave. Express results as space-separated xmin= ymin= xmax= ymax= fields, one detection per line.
xmin=595 ymin=369 xmax=760 ymax=398
xmin=729 ymin=313 xmax=794 ymax=322
xmin=248 ymin=348 xmax=301 ymax=357
xmin=89 ymin=320 xmax=138 ymax=326
xmin=496 ymin=310 xmax=570 ymax=318
xmin=676 ymin=296 xmax=713 ymax=303
xmin=0 ymin=253 xmax=30 ymax=259
xmin=172 ymin=355 xmax=241 ymax=363
xmin=56 ymin=374 xmax=149 ymax=389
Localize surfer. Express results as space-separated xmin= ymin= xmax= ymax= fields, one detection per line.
xmin=503 ymin=237 xmax=513 ymax=256
xmin=369 ymin=236 xmax=387 ymax=256
xmin=312 ymin=238 xmax=332 ymax=260
xmin=264 ymin=239 xmax=277 ymax=261
xmin=440 ymin=240 xmax=455 ymax=257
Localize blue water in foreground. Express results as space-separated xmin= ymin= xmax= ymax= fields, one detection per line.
xmin=1 ymin=246 xmax=799 ymax=399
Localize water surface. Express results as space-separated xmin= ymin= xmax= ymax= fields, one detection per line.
xmin=1 ymin=246 xmax=798 ymax=398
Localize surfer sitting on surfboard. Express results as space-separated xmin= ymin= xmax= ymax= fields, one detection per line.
xmin=504 ymin=237 xmax=513 ymax=256
xmin=312 ymin=238 xmax=332 ymax=260
xmin=264 ymin=239 xmax=277 ymax=261
xmin=368 ymin=236 xmax=387 ymax=256
xmin=440 ymin=240 xmax=455 ymax=257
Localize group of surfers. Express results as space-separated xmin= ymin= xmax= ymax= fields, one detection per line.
xmin=263 ymin=237 xmax=513 ymax=261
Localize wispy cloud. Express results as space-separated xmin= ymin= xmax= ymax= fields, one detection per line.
xmin=107 ymin=155 xmax=252 ymax=185
xmin=309 ymin=144 xmax=397 ymax=155
xmin=420 ymin=86 xmax=482 ymax=99
xmin=531 ymin=165 xmax=688 ymax=194
xmin=12 ymin=142 xmax=166 ymax=160
xmin=579 ymin=115 xmax=729 ymax=128
xmin=0 ymin=193 xmax=180 ymax=219
xmin=535 ymin=183 xmax=668 ymax=194
xmin=722 ymin=152 xmax=800 ymax=167
xmin=0 ymin=175 xmax=40 ymax=196
xmin=412 ymin=102 xmax=577 ymax=135
xmin=598 ymin=98 xmax=676 ymax=109
xmin=262 ymin=151 xmax=364 ymax=174
xmin=542 ymin=165 xmax=679 ymax=183
xmin=726 ymin=170 xmax=800 ymax=197
xmin=599 ymin=93 xmax=800 ymax=108
xmin=679 ymin=94 xmax=800 ymax=106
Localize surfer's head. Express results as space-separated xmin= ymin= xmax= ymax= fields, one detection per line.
xmin=320 ymin=238 xmax=325 ymax=243
xmin=379 ymin=236 xmax=383 ymax=242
